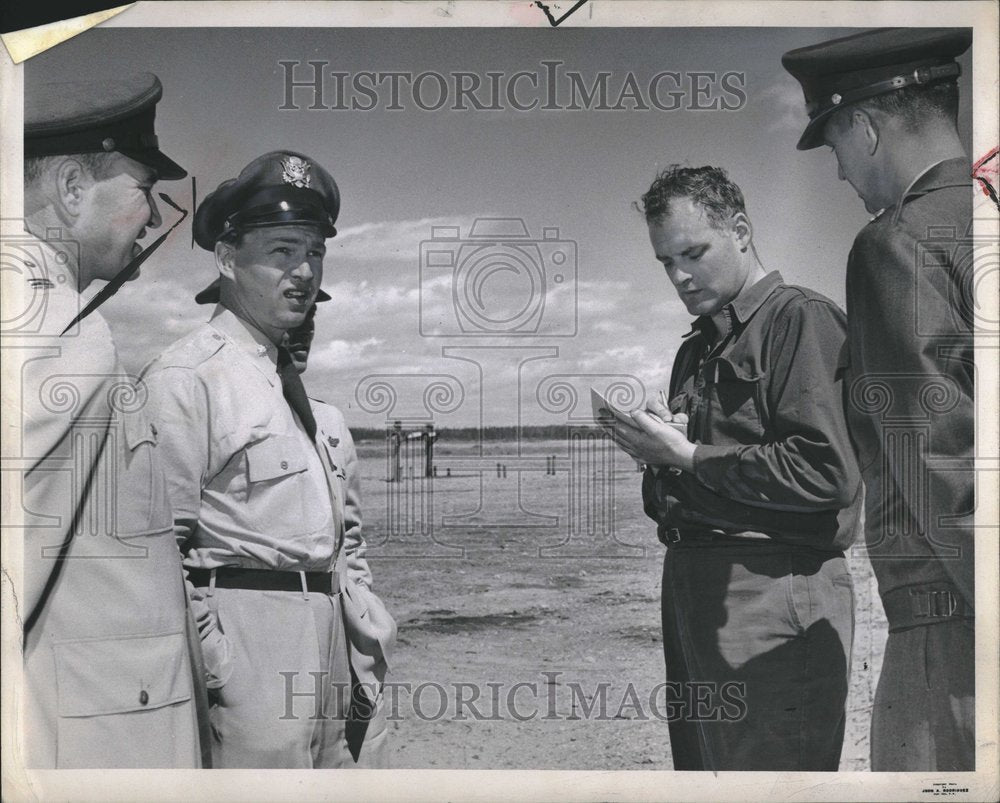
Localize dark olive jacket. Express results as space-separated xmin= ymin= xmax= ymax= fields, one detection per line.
xmin=643 ymin=271 xmax=863 ymax=552
xmin=843 ymin=157 xmax=975 ymax=608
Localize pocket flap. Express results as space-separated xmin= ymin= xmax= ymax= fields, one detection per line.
xmin=54 ymin=631 xmax=191 ymax=718
xmin=245 ymin=435 xmax=308 ymax=483
xmin=123 ymin=408 xmax=157 ymax=451
xmin=706 ymin=356 xmax=765 ymax=383
xmin=835 ymin=341 xmax=851 ymax=378
xmin=667 ymin=391 xmax=689 ymax=416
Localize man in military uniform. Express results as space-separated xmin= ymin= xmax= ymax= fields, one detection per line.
xmin=190 ymin=282 xmax=394 ymax=766
xmin=6 ymin=74 xmax=202 ymax=767
xmin=783 ymin=28 xmax=976 ymax=770
xmin=610 ymin=165 xmax=862 ymax=770
xmin=143 ymin=151 xmax=395 ymax=768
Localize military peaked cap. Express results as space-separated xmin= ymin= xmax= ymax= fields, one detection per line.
xmin=193 ymin=151 xmax=340 ymax=250
xmin=782 ymin=28 xmax=972 ymax=150
xmin=24 ymin=72 xmax=187 ymax=179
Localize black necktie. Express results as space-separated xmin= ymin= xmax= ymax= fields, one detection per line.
xmin=277 ymin=346 xmax=317 ymax=442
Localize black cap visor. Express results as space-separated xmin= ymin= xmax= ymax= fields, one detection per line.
xmin=118 ymin=146 xmax=188 ymax=180
xmin=797 ymin=109 xmax=836 ymax=150
xmin=223 ymin=186 xmax=337 ymax=238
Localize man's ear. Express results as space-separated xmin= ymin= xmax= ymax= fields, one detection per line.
xmin=54 ymin=158 xmax=87 ymax=218
xmin=731 ymin=212 xmax=753 ymax=252
xmin=215 ymin=239 xmax=236 ymax=279
xmin=852 ymin=108 xmax=880 ymax=156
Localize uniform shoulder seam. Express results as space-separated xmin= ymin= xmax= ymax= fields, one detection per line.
xmin=774 ymin=283 xmax=840 ymax=309
xmin=148 ymin=327 xmax=225 ymax=371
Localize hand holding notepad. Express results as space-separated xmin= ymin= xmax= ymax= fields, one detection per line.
xmin=591 ymin=387 xmax=688 ymax=432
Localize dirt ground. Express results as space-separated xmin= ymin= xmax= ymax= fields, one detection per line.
xmin=355 ymin=438 xmax=888 ymax=771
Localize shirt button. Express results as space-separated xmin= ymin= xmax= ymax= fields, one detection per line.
xmin=280 ymin=460 xmax=288 ymax=469
xmin=139 ymin=690 xmax=149 ymax=706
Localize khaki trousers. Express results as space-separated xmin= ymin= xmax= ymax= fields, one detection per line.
xmin=871 ymin=619 xmax=974 ymax=771
xmin=206 ymin=586 xmax=387 ymax=768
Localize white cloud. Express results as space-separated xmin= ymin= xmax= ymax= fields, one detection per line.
xmin=332 ymin=215 xmax=489 ymax=263
xmin=307 ymin=336 xmax=383 ymax=373
xmin=758 ymin=77 xmax=810 ymax=133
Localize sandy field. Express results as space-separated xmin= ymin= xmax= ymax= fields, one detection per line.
xmin=355 ymin=437 xmax=888 ymax=771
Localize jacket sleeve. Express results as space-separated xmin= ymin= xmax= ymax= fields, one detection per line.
xmin=20 ymin=331 xmax=114 ymax=620
xmin=339 ymin=424 xmax=374 ymax=590
xmin=142 ymin=364 xmax=233 ymax=688
xmin=692 ymin=298 xmax=861 ymax=512
xmin=848 ymin=222 xmax=974 ymax=603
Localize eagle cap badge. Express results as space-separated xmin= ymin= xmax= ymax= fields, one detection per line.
xmin=281 ymin=155 xmax=311 ymax=189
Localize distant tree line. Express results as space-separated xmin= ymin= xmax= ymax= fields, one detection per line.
xmin=351 ymin=425 xmax=593 ymax=442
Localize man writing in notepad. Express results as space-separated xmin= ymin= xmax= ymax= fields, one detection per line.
xmin=605 ymin=165 xmax=862 ymax=771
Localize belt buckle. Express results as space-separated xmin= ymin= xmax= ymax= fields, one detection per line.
xmin=911 ymin=588 xmax=958 ymax=618
xmin=662 ymin=527 xmax=682 ymax=545
xmin=931 ymin=590 xmax=958 ymax=618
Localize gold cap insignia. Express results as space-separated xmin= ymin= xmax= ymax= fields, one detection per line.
xmin=281 ymin=155 xmax=311 ymax=189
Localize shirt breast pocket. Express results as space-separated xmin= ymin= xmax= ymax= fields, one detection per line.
xmin=705 ymin=357 xmax=766 ymax=443
xmin=244 ymin=436 xmax=328 ymax=537
xmin=116 ymin=407 xmax=172 ymax=537
xmin=321 ymin=441 xmax=348 ymax=483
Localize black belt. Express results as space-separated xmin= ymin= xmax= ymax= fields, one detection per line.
xmin=658 ymin=525 xmax=768 ymax=548
xmin=188 ymin=567 xmax=334 ymax=594
xmin=881 ymin=583 xmax=973 ymax=632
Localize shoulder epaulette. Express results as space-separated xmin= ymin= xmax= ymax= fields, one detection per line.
xmin=155 ymin=327 xmax=226 ymax=370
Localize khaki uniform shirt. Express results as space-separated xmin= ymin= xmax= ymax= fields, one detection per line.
xmin=144 ymin=308 xmax=340 ymax=572
xmin=3 ymin=231 xmax=199 ymax=768
xmin=143 ymin=307 xmax=395 ymax=690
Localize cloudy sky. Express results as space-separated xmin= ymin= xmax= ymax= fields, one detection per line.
xmin=26 ymin=25 xmax=973 ymax=427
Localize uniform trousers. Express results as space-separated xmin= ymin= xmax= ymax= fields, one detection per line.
xmin=871 ymin=618 xmax=974 ymax=771
xmin=205 ymin=585 xmax=387 ymax=768
xmin=661 ymin=540 xmax=855 ymax=771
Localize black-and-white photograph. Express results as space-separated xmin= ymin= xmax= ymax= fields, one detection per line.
xmin=1 ymin=2 xmax=997 ymax=800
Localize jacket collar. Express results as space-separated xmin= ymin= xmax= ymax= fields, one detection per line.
xmin=208 ymin=305 xmax=279 ymax=366
xmin=890 ymin=157 xmax=971 ymax=224
xmin=683 ymin=270 xmax=784 ymax=339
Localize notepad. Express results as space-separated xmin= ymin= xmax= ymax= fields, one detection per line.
xmin=591 ymin=387 xmax=687 ymax=431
